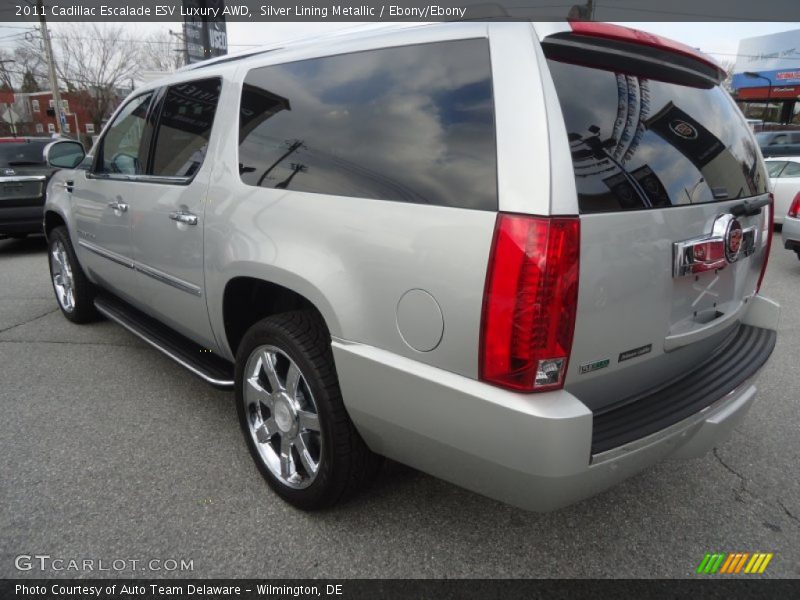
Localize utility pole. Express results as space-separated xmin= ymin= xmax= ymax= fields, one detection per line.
xmin=37 ymin=0 xmax=63 ymax=135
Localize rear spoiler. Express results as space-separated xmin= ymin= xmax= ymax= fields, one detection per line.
xmin=542 ymin=22 xmax=726 ymax=88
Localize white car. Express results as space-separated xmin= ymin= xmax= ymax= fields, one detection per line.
xmin=765 ymin=157 xmax=800 ymax=224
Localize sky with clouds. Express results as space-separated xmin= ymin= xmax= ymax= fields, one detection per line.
xmin=1 ymin=20 xmax=799 ymax=72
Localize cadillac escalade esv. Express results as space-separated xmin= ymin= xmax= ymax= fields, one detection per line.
xmin=42 ymin=22 xmax=779 ymax=511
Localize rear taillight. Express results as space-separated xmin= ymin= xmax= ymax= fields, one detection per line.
xmin=480 ymin=214 xmax=580 ymax=392
xmin=756 ymin=195 xmax=774 ymax=293
xmin=789 ymin=192 xmax=800 ymax=219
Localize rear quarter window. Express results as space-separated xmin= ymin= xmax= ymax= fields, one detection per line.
xmin=237 ymin=39 xmax=497 ymax=211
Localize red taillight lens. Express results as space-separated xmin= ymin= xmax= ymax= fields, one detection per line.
xmin=789 ymin=192 xmax=800 ymax=219
xmin=480 ymin=214 xmax=580 ymax=392
xmin=756 ymin=195 xmax=774 ymax=293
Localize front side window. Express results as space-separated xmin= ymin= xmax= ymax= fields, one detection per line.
xmin=238 ymin=39 xmax=497 ymax=210
xmin=96 ymin=92 xmax=153 ymax=175
xmin=150 ymin=78 xmax=221 ymax=178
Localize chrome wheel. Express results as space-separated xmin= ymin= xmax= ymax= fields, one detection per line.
xmin=243 ymin=345 xmax=322 ymax=489
xmin=50 ymin=239 xmax=75 ymax=313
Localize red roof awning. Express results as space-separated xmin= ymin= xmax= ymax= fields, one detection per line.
xmin=736 ymin=85 xmax=800 ymax=100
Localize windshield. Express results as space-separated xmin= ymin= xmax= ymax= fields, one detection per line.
xmin=546 ymin=59 xmax=768 ymax=213
xmin=0 ymin=141 xmax=48 ymax=167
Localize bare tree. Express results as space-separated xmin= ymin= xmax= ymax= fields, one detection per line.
xmin=52 ymin=23 xmax=141 ymax=129
xmin=0 ymin=49 xmax=14 ymax=90
xmin=12 ymin=32 xmax=49 ymax=90
xmin=140 ymin=29 xmax=185 ymax=73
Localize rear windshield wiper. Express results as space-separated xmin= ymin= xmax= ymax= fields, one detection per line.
xmin=730 ymin=197 xmax=771 ymax=217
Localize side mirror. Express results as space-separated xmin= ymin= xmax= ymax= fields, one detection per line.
xmin=44 ymin=140 xmax=86 ymax=169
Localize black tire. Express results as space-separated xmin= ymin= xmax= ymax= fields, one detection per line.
xmin=47 ymin=226 xmax=98 ymax=323
xmin=235 ymin=310 xmax=381 ymax=510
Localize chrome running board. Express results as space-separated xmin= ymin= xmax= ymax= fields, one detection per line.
xmin=94 ymin=294 xmax=234 ymax=389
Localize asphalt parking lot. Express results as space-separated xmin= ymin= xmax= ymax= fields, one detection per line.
xmin=0 ymin=232 xmax=798 ymax=579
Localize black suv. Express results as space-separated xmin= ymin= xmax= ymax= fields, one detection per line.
xmin=0 ymin=137 xmax=61 ymax=239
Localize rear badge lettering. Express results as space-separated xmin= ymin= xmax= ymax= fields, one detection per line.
xmin=579 ymin=358 xmax=610 ymax=375
xmin=619 ymin=344 xmax=652 ymax=363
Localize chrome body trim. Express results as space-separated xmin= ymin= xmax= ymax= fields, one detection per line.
xmin=0 ymin=175 xmax=47 ymax=183
xmin=78 ymin=239 xmax=201 ymax=297
xmin=134 ymin=262 xmax=203 ymax=297
xmin=94 ymin=300 xmax=233 ymax=388
xmin=77 ymin=239 xmax=134 ymax=269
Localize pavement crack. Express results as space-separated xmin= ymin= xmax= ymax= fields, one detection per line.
xmin=713 ymin=447 xmax=747 ymax=482
xmin=0 ymin=308 xmax=59 ymax=335
xmin=777 ymin=499 xmax=800 ymax=526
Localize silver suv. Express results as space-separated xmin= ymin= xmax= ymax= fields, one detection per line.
xmin=43 ymin=22 xmax=779 ymax=511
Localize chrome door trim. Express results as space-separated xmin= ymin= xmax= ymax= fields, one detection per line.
xmin=77 ymin=239 xmax=134 ymax=269
xmin=78 ymin=239 xmax=202 ymax=297
xmin=134 ymin=261 xmax=202 ymax=297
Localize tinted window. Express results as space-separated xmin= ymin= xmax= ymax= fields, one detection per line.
xmin=766 ymin=161 xmax=787 ymax=177
xmin=781 ymin=161 xmax=800 ymax=177
xmin=0 ymin=140 xmax=48 ymax=167
xmin=97 ymin=93 xmax=153 ymax=175
xmin=771 ymin=134 xmax=789 ymax=145
xmin=547 ymin=60 xmax=768 ymax=213
xmin=151 ymin=78 xmax=221 ymax=178
xmin=238 ymin=39 xmax=496 ymax=210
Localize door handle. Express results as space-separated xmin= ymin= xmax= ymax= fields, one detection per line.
xmin=169 ymin=210 xmax=198 ymax=226
xmin=61 ymin=180 xmax=74 ymax=193
xmin=107 ymin=201 xmax=128 ymax=213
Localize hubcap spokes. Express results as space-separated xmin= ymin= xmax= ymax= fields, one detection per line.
xmin=243 ymin=346 xmax=322 ymax=489
xmin=50 ymin=241 xmax=75 ymax=312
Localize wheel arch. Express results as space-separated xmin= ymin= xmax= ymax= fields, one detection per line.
xmin=221 ymin=275 xmax=339 ymax=359
xmin=43 ymin=210 xmax=67 ymax=240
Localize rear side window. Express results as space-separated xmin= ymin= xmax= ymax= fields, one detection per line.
xmin=238 ymin=39 xmax=497 ymax=210
xmin=151 ymin=78 xmax=221 ymax=178
xmin=545 ymin=56 xmax=768 ymax=213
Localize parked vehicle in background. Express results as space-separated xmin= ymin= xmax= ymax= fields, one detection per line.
xmin=746 ymin=119 xmax=763 ymax=132
xmin=41 ymin=22 xmax=779 ymax=512
xmin=765 ymin=157 xmax=800 ymax=225
xmin=782 ymin=193 xmax=800 ymax=260
xmin=0 ymin=137 xmax=62 ymax=239
xmin=757 ymin=131 xmax=800 ymax=158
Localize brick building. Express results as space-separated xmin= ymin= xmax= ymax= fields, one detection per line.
xmin=1 ymin=90 xmax=101 ymax=144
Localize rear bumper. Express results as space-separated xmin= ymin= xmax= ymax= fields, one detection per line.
xmin=333 ymin=300 xmax=778 ymax=512
xmin=782 ymin=216 xmax=800 ymax=250
xmin=0 ymin=200 xmax=46 ymax=235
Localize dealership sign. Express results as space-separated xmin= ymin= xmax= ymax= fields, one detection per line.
xmin=183 ymin=0 xmax=228 ymax=63
xmin=731 ymin=28 xmax=800 ymax=90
